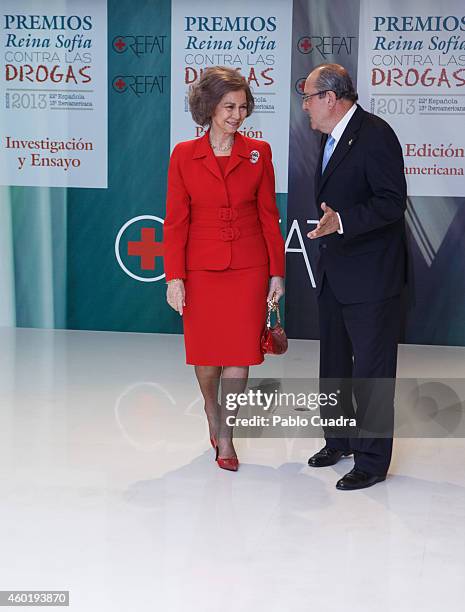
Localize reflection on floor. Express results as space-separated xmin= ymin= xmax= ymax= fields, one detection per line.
xmin=1 ymin=328 xmax=464 ymax=611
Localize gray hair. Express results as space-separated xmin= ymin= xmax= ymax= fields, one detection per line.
xmin=314 ymin=63 xmax=358 ymax=102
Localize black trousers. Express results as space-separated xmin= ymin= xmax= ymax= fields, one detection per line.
xmin=318 ymin=276 xmax=401 ymax=476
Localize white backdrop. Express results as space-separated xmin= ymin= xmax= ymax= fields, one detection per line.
xmin=358 ymin=0 xmax=465 ymax=197
xmin=0 ymin=0 xmax=108 ymax=188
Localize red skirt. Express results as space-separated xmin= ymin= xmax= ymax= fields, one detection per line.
xmin=182 ymin=265 xmax=269 ymax=366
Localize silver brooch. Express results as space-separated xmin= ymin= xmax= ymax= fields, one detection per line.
xmin=250 ymin=150 xmax=260 ymax=164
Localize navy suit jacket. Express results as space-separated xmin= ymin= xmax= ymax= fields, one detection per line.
xmin=314 ymin=105 xmax=407 ymax=304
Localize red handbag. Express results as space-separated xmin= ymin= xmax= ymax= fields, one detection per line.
xmin=261 ymin=298 xmax=288 ymax=355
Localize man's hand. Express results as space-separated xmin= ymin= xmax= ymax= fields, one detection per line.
xmin=307 ymin=203 xmax=340 ymax=239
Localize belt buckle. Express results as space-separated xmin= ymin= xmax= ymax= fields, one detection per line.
xmin=220 ymin=227 xmax=234 ymax=241
xmin=219 ymin=207 xmax=237 ymax=221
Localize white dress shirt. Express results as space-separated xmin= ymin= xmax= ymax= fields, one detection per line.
xmin=326 ymin=103 xmax=357 ymax=234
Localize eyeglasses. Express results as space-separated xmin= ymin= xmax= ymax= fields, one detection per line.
xmin=302 ymin=90 xmax=330 ymax=103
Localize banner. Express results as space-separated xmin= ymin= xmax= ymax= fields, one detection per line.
xmin=358 ymin=0 xmax=465 ymax=197
xmin=170 ymin=0 xmax=293 ymax=193
xmin=1 ymin=0 xmax=465 ymax=347
xmin=0 ymin=0 xmax=107 ymax=188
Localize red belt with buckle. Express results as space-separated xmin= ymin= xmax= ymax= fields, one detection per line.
xmin=190 ymin=206 xmax=257 ymax=223
xmin=188 ymin=223 xmax=262 ymax=241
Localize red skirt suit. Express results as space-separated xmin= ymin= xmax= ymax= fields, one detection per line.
xmin=163 ymin=131 xmax=285 ymax=366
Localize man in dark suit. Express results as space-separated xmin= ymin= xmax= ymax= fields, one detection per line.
xmin=303 ymin=63 xmax=407 ymax=490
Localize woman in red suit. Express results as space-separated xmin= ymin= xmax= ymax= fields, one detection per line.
xmin=164 ymin=67 xmax=285 ymax=471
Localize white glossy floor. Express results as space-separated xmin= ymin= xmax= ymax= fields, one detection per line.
xmin=1 ymin=327 xmax=465 ymax=612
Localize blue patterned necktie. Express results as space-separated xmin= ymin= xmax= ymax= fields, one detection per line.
xmin=321 ymin=134 xmax=335 ymax=174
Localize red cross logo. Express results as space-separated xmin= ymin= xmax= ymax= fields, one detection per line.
xmin=298 ymin=37 xmax=313 ymax=53
xmin=115 ymin=215 xmax=166 ymax=282
xmin=114 ymin=37 xmax=127 ymax=52
xmin=113 ymin=77 xmax=127 ymax=92
xmin=295 ymin=78 xmax=306 ymax=95
xmin=127 ymin=228 xmax=164 ymax=270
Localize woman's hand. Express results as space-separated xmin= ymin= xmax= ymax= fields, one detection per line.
xmin=267 ymin=276 xmax=285 ymax=302
xmin=166 ymin=279 xmax=186 ymax=315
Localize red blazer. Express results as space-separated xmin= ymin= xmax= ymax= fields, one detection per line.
xmin=163 ymin=131 xmax=285 ymax=281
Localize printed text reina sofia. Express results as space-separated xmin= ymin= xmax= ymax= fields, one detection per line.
xmin=4 ymin=14 xmax=94 ymax=86
xmin=183 ymin=15 xmax=278 ymax=89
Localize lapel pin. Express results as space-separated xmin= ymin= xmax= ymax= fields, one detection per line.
xmin=348 ymin=138 xmax=353 ymax=146
xmin=250 ymin=150 xmax=260 ymax=164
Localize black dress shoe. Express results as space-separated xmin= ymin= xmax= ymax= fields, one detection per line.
xmin=308 ymin=446 xmax=352 ymax=468
xmin=336 ymin=468 xmax=386 ymax=491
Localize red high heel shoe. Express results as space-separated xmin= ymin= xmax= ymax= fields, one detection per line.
xmin=215 ymin=445 xmax=239 ymax=472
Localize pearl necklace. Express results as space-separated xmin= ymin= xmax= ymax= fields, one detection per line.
xmin=209 ymin=136 xmax=234 ymax=152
